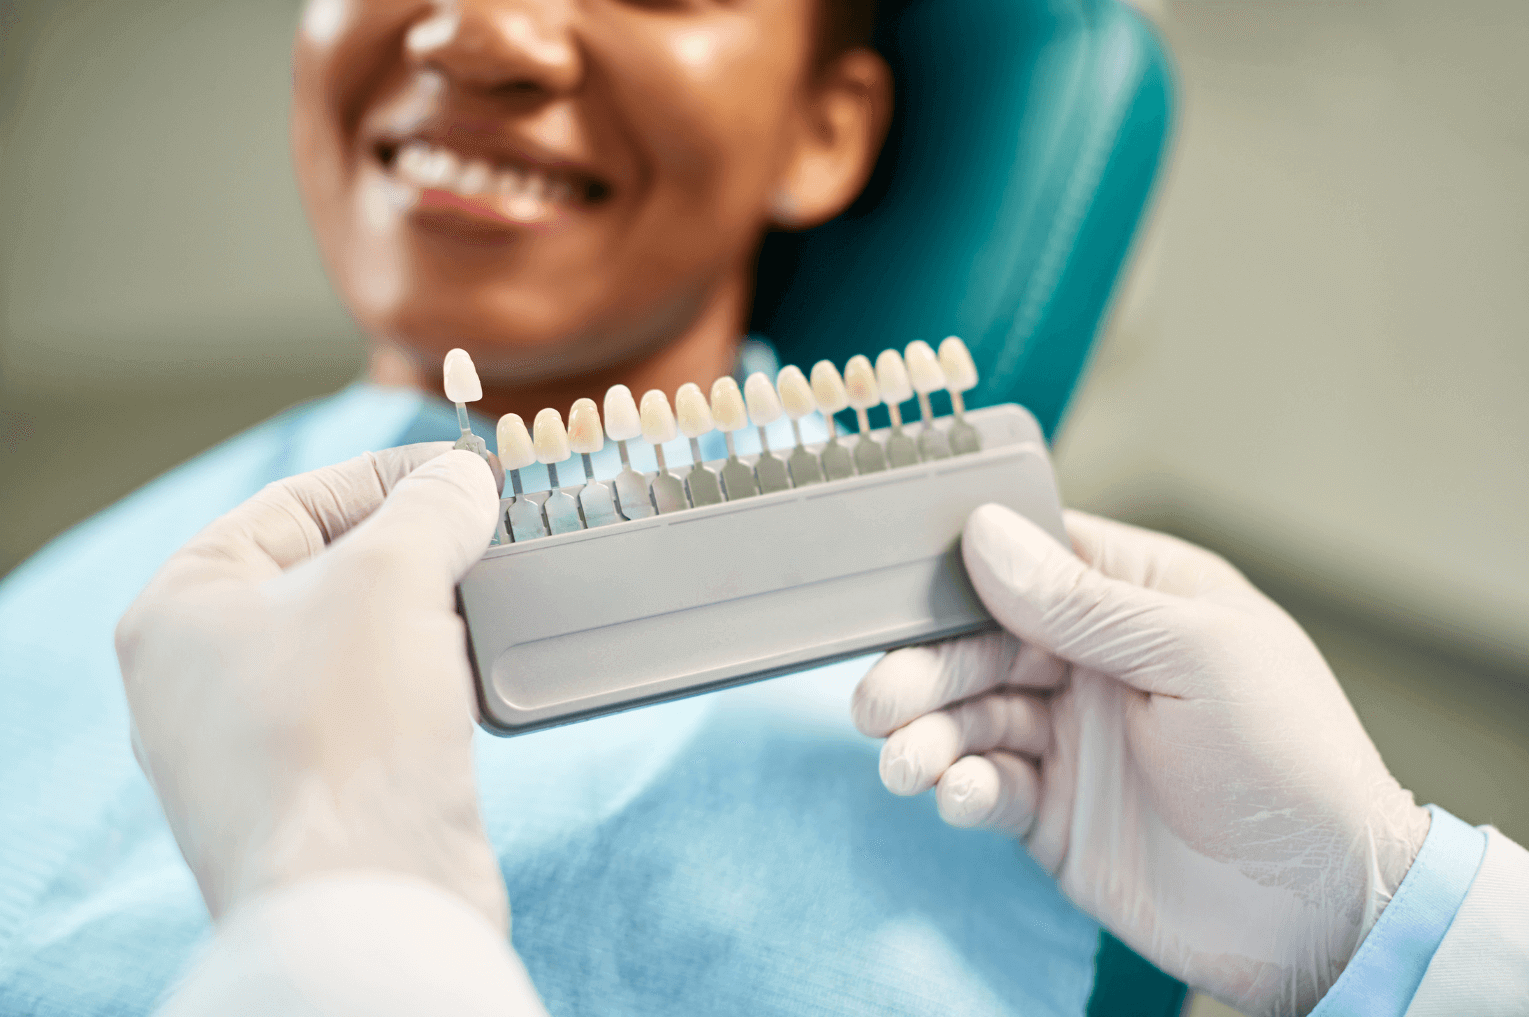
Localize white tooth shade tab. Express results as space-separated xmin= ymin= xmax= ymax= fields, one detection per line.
xmin=443 ymin=348 xmax=482 ymax=403
xmin=603 ymin=384 xmax=642 ymax=442
xmin=843 ymin=355 xmax=881 ymax=410
xmin=939 ymin=336 xmax=979 ymax=392
xmin=777 ymin=365 xmax=816 ymax=420
xmin=639 ymin=389 xmax=678 ymax=445
xmin=496 ymin=413 xmax=536 ymax=471
xmin=567 ymin=398 xmax=604 ymax=454
xmin=710 ymin=376 xmax=748 ymax=432
xmin=744 ymin=372 xmax=784 ymax=426
xmin=875 ymin=349 xmax=914 ymax=404
xmin=675 ymin=383 xmax=714 ymax=438
xmin=533 ymin=408 xmax=571 ymax=463
xmin=904 ymin=340 xmax=946 ymax=394
xmin=811 ymin=361 xmax=850 ymax=414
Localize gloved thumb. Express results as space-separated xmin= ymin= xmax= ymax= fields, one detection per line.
xmin=961 ymin=504 xmax=1188 ymax=695
xmin=327 ymin=449 xmax=501 ymax=589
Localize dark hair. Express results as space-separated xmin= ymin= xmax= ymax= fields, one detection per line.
xmin=817 ymin=0 xmax=882 ymax=62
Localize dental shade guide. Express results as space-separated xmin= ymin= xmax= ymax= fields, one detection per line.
xmin=676 ymin=383 xmax=724 ymax=507
xmin=843 ymin=355 xmax=888 ymax=475
xmin=568 ymin=398 xmax=619 ymax=528
xmin=444 ymin=348 xmax=504 ymax=491
xmin=710 ymin=376 xmax=759 ymax=500
xmin=744 ymin=373 xmax=792 ymax=494
xmin=434 ymin=343 xmax=1065 ymax=737
xmin=640 ymin=389 xmax=688 ymax=514
xmin=904 ymin=340 xmax=953 ymax=461
xmin=940 ymin=336 xmax=982 ymax=455
xmin=776 ymin=365 xmax=824 ymax=487
xmin=810 ymin=361 xmax=856 ymax=481
xmin=497 ymin=413 xmax=547 ymax=543
xmin=603 ymin=385 xmax=654 ymax=521
xmin=875 ymin=349 xmax=921 ymax=469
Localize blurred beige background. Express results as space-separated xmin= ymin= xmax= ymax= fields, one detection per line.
xmin=2 ymin=2 xmax=1525 ymax=1014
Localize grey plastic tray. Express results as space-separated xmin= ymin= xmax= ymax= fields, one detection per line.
xmin=458 ymin=403 xmax=1065 ymax=736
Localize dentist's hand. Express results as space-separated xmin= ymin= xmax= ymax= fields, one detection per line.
xmin=117 ymin=445 xmax=506 ymax=931
xmin=852 ymin=506 xmax=1431 ymax=1017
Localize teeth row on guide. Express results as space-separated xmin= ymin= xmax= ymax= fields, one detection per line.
xmin=486 ymin=337 xmax=980 ymax=471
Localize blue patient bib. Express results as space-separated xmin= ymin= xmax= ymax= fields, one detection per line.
xmin=0 ymin=386 xmax=1102 ymax=1016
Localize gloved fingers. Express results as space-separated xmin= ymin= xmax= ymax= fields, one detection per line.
xmin=851 ymin=629 xmax=1020 ymax=737
xmin=962 ymin=504 xmax=1202 ymax=697
xmin=159 ymin=444 xmax=461 ymax=588
xmin=1008 ymin=641 xmax=1068 ymax=689
xmin=879 ymin=692 xmax=1050 ymax=796
xmin=1062 ymin=509 xmax=1252 ymax=599
xmin=935 ymin=751 xmax=1040 ymax=838
xmin=323 ymin=449 xmax=502 ymax=589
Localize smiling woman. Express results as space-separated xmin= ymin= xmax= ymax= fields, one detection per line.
xmin=290 ymin=0 xmax=891 ymax=423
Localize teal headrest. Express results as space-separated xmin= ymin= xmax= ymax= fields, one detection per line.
xmin=754 ymin=0 xmax=1174 ymax=439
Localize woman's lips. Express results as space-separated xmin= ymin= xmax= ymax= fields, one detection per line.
xmin=386 ymin=139 xmax=607 ymax=227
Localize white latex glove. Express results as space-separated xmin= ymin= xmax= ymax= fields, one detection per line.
xmin=852 ymin=506 xmax=1432 ymax=1017
xmin=117 ymin=444 xmax=507 ymax=931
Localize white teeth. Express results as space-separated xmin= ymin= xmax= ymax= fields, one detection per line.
xmin=458 ymin=159 xmax=492 ymax=195
xmin=904 ymin=340 xmax=946 ymax=394
xmin=939 ymin=336 xmax=978 ymax=392
xmin=443 ymin=348 xmax=482 ymax=403
xmin=744 ymin=372 xmax=783 ymax=426
xmin=603 ymin=384 xmax=642 ymax=442
xmin=640 ymin=389 xmax=679 ymax=445
xmin=533 ymin=408 xmax=571 ymax=463
xmin=423 ymin=148 xmax=460 ymax=188
xmin=810 ymin=361 xmax=849 ymax=414
xmin=843 ymin=355 xmax=880 ymax=410
xmin=497 ymin=413 xmax=536 ymax=471
xmin=777 ymin=365 xmax=816 ymax=420
xmin=567 ymin=398 xmax=604 ymax=454
xmin=675 ymin=383 xmax=714 ymax=439
xmin=875 ymin=350 xmax=913 ymax=405
xmin=709 ymin=376 xmax=748 ymax=432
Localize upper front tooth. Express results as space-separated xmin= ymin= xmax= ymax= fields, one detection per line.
xmin=458 ymin=159 xmax=491 ymax=194
xmin=421 ymin=148 xmax=459 ymax=187
xmin=496 ymin=167 xmax=526 ymax=195
xmin=396 ymin=143 xmax=430 ymax=179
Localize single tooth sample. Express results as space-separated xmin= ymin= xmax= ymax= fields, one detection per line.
xmin=810 ymin=360 xmax=856 ymax=481
xmin=744 ymin=372 xmax=791 ymax=493
xmin=639 ymin=389 xmax=688 ymax=514
xmin=875 ymin=349 xmax=921 ymax=468
xmin=675 ymin=382 xmax=723 ymax=507
xmin=442 ymin=348 xmax=503 ymax=491
xmin=904 ymin=340 xmax=952 ymax=461
xmin=534 ymin=408 xmax=583 ymax=535
xmin=497 ymin=413 xmax=547 ymax=542
xmin=603 ymin=384 xmax=654 ymax=520
xmin=710 ymin=376 xmax=759 ymax=499
xmin=843 ymin=355 xmax=888 ymax=475
xmin=777 ymin=365 xmax=824 ymax=486
xmin=939 ymin=336 xmax=982 ymax=454
xmin=568 ymin=398 xmax=619 ymax=527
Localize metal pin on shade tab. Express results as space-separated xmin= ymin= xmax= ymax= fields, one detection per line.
xmin=744 ymin=372 xmax=792 ymax=494
xmin=810 ymin=360 xmax=856 ymax=481
xmin=676 ymin=383 xmax=724 ymax=507
xmin=640 ymin=389 xmax=688 ymax=514
xmin=777 ymin=365 xmax=824 ymax=486
xmin=904 ymin=340 xmax=952 ymax=461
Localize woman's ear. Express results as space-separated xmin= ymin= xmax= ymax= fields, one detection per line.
xmin=771 ymin=48 xmax=893 ymax=230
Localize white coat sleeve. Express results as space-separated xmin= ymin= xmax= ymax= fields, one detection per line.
xmin=155 ymin=873 xmax=550 ymax=1017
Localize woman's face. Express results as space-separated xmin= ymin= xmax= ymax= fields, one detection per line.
xmin=292 ymin=0 xmax=884 ymax=383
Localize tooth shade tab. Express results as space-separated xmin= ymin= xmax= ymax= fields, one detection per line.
xmin=777 ymin=365 xmax=816 ymax=420
xmin=843 ymin=355 xmax=881 ymax=410
xmin=939 ymin=336 xmax=978 ymax=392
xmin=443 ymin=348 xmax=482 ymax=403
xmin=710 ymin=376 xmax=748 ymax=432
xmin=640 ymin=389 xmax=679 ymax=444
xmin=810 ymin=361 xmax=850 ymax=414
xmin=675 ymin=383 xmax=714 ymax=438
xmin=567 ymin=398 xmax=604 ymax=454
xmin=744 ymin=372 xmax=784 ymax=426
xmin=875 ymin=349 xmax=913 ymax=405
xmin=603 ymin=384 xmax=642 ymax=442
xmin=533 ymin=408 xmax=571 ymax=464
xmin=496 ymin=413 xmax=536 ymax=471
xmin=904 ymin=341 xmax=946 ymax=394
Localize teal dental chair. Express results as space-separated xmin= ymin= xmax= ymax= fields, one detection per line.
xmin=760 ymin=0 xmax=1181 ymax=1011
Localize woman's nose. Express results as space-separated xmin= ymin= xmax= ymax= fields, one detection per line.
xmin=404 ymin=0 xmax=582 ymax=98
